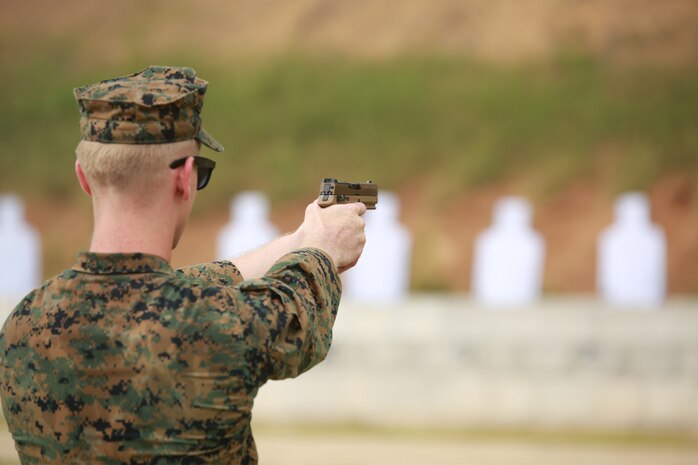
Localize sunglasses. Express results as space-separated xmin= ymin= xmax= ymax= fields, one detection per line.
xmin=169 ymin=156 xmax=216 ymax=190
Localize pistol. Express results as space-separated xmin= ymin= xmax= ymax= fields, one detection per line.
xmin=318 ymin=178 xmax=378 ymax=210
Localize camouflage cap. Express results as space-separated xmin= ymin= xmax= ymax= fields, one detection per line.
xmin=73 ymin=66 xmax=223 ymax=152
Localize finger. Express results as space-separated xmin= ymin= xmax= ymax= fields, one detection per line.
xmin=306 ymin=199 xmax=321 ymax=214
xmin=338 ymin=259 xmax=359 ymax=274
xmin=332 ymin=203 xmax=358 ymax=214
xmin=357 ymin=217 xmax=366 ymax=230
xmin=353 ymin=202 xmax=367 ymax=216
xmin=358 ymin=231 xmax=366 ymax=245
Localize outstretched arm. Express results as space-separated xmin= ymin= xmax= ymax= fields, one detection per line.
xmin=232 ymin=200 xmax=367 ymax=280
xmin=232 ymin=230 xmax=303 ymax=280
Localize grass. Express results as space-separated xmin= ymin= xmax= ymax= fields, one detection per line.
xmin=0 ymin=53 xmax=696 ymax=211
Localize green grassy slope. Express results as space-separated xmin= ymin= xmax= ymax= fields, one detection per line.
xmin=1 ymin=54 xmax=696 ymax=210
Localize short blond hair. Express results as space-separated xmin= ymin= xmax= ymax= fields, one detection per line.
xmin=76 ymin=139 xmax=199 ymax=191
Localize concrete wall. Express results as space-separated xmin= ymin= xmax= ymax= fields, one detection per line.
xmin=1 ymin=297 xmax=696 ymax=433
xmin=254 ymin=297 xmax=698 ymax=433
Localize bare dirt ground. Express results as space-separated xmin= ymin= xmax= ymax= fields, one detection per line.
xmin=255 ymin=432 xmax=698 ymax=465
xmin=4 ymin=0 xmax=697 ymax=292
xmin=407 ymin=174 xmax=698 ymax=294
xmin=24 ymin=174 xmax=698 ymax=294
xmin=1 ymin=0 xmax=697 ymax=65
xmin=1 ymin=429 xmax=697 ymax=465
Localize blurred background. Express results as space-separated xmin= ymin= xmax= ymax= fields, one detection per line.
xmin=0 ymin=0 xmax=697 ymax=464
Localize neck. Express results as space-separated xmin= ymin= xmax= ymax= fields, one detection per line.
xmin=89 ymin=195 xmax=177 ymax=262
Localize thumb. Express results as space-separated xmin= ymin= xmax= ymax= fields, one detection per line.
xmin=353 ymin=202 xmax=367 ymax=216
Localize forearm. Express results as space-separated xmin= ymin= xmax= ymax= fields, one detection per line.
xmin=238 ymin=248 xmax=341 ymax=383
xmin=232 ymin=230 xmax=304 ymax=280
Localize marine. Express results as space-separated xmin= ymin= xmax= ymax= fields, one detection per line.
xmin=0 ymin=66 xmax=366 ymax=464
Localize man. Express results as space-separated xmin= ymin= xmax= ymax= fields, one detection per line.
xmin=0 ymin=66 xmax=366 ymax=464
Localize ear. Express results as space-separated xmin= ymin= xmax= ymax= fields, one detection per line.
xmin=174 ymin=156 xmax=196 ymax=201
xmin=75 ymin=160 xmax=92 ymax=197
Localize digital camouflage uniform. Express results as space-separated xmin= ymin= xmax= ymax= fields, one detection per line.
xmin=73 ymin=65 xmax=224 ymax=151
xmin=0 ymin=250 xmax=341 ymax=464
xmin=0 ymin=66 xmax=343 ymax=464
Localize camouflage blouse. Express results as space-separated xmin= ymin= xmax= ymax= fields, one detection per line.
xmin=0 ymin=248 xmax=341 ymax=464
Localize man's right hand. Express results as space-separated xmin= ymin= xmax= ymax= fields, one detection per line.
xmin=298 ymin=200 xmax=367 ymax=273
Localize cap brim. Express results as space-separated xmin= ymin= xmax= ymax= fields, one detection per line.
xmin=196 ymin=127 xmax=224 ymax=152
